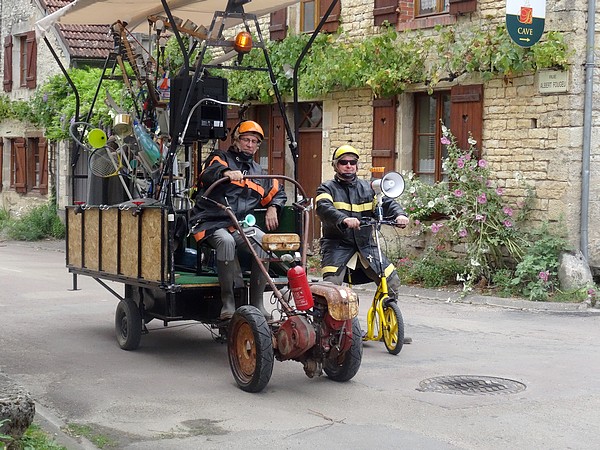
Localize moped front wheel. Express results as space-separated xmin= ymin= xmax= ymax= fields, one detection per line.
xmin=382 ymin=301 xmax=404 ymax=355
xmin=227 ymin=305 xmax=274 ymax=393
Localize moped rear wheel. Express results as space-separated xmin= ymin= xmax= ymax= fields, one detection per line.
xmin=324 ymin=317 xmax=363 ymax=382
xmin=227 ymin=305 xmax=274 ymax=393
xmin=382 ymin=301 xmax=404 ymax=355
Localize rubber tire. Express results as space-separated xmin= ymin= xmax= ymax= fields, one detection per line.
xmin=227 ymin=305 xmax=274 ymax=393
xmin=382 ymin=301 xmax=404 ymax=355
xmin=115 ymin=298 xmax=142 ymax=350
xmin=324 ymin=317 xmax=363 ymax=382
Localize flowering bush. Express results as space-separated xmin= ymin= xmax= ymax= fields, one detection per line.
xmin=401 ymin=125 xmax=533 ymax=292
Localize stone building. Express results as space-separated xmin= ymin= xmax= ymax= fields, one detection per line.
xmin=0 ymin=0 xmax=110 ymax=213
xmin=4 ymin=0 xmax=600 ymax=271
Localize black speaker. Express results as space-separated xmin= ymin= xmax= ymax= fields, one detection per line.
xmin=170 ymin=75 xmax=228 ymax=143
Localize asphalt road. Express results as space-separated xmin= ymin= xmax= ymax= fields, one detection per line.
xmin=1 ymin=240 xmax=599 ymax=449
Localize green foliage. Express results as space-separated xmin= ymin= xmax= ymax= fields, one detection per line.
xmin=511 ymin=222 xmax=570 ymax=300
xmin=4 ymin=203 xmax=65 ymax=241
xmin=28 ymin=67 xmax=133 ymax=140
xmin=401 ymin=126 xmax=533 ymax=291
xmin=396 ymin=250 xmax=464 ymax=288
xmin=210 ymin=23 xmax=571 ymax=102
xmin=18 ymin=424 xmax=67 ymax=450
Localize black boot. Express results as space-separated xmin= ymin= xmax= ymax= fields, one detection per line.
xmin=249 ymin=260 xmax=271 ymax=319
xmin=216 ymin=260 xmax=237 ymax=320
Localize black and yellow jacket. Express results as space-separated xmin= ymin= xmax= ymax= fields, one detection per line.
xmin=190 ymin=147 xmax=286 ymax=242
xmin=315 ymin=175 xmax=405 ymax=282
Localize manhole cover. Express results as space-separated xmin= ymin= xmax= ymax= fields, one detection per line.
xmin=418 ymin=375 xmax=526 ymax=395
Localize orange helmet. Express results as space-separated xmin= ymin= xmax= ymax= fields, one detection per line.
xmin=236 ymin=120 xmax=264 ymax=140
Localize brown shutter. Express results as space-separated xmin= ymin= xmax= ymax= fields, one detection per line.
xmin=374 ymin=0 xmax=399 ymax=26
xmin=39 ymin=138 xmax=49 ymax=195
xmin=270 ymin=105 xmax=285 ymax=175
xmin=319 ymin=0 xmax=341 ymax=33
xmin=269 ymin=8 xmax=288 ymax=41
xmin=449 ymin=0 xmax=477 ymax=15
xmin=372 ymin=97 xmax=397 ymax=173
xmin=15 ymin=138 xmax=27 ymax=193
xmin=3 ymin=35 xmax=13 ymax=92
xmin=450 ymin=84 xmax=483 ymax=155
xmin=26 ymin=31 xmax=37 ymax=89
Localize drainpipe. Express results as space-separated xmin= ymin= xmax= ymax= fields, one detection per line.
xmin=580 ymin=0 xmax=596 ymax=260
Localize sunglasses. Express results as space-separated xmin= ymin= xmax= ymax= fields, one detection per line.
xmin=337 ymin=159 xmax=358 ymax=166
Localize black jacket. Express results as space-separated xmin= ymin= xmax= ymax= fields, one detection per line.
xmin=190 ymin=147 xmax=287 ymax=241
xmin=315 ymin=175 xmax=405 ymax=282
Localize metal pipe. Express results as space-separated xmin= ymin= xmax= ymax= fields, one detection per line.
xmin=580 ymin=0 xmax=596 ymax=260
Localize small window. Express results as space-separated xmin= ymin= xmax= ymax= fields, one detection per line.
xmin=301 ymin=0 xmax=318 ymax=32
xmin=413 ymin=92 xmax=450 ymax=184
xmin=10 ymin=137 xmax=48 ymax=194
xmin=19 ymin=36 xmax=28 ymax=87
xmin=415 ymin=0 xmax=449 ymax=17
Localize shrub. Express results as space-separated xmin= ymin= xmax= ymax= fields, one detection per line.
xmin=6 ymin=203 xmax=65 ymax=241
xmin=396 ymin=249 xmax=464 ymax=288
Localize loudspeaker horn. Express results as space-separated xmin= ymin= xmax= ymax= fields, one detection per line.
xmin=371 ymin=171 xmax=405 ymax=198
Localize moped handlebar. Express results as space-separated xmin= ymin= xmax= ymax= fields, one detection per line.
xmin=359 ymin=217 xmax=406 ymax=228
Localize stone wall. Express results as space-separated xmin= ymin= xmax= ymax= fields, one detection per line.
xmin=0 ymin=0 xmax=68 ymax=213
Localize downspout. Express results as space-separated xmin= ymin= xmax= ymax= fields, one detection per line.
xmin=580 ymin=0 xmax=596 ymax=260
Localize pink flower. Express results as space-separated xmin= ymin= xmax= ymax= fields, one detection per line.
xmin=458 ymin=229 xmax=468 ymax=238
xmin=464 ymin=153 xmax=471 ymax=161
xmin=496 ymin=187 xmax=504 ymax=195
xmin=503 ymin=219 xmax=513 ymax=227
xmin=453 ymin=189 xmax=463 ymax=197
xmin=441 ymin=136 xmax=451 ymax=145
xmin=503 ymin=206 xmax=513 ymax=216
xmin=478 ymin=159 xmax=488 ymax=168
xmin=430 ymin=223 xmax=443 ymax=233
xmin=475 ymin=214 xmax=486 ymax=222
xmin=477 ymin=193 xmax=487 ymax=204
xmin=457 ymin=158 xmax=465 ymax=169
xmin=414 ymin=219 xmax=421 ymax=225
xmin=539 ymin=271 xmax=549 ymax=282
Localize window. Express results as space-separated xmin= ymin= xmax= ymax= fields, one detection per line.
xmin=19 ymin=36 xmax=28 ymax=87
xmin=10 ymin=138 xmax=48 ymax=194
xmin=413 ymin=92 xmax=450 ymax=184
xmin=301 ymin=0 xmax=318 ymax=32
xmin=416 ymin=0 xmax=449 ymax=17
xmin=3 ymin=32 xmax=37 ymax=91
xmin=413 ymin=85 xmax=483 ymax=184
xmin=300 ymin=0 xmax=340 ymax=33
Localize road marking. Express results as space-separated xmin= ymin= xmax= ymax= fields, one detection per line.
xmin=0 ymin=266 xmax=22 ymax=273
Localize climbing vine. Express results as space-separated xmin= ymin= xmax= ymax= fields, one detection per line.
xmin=0 ymin=23 xmax=571 ymax=137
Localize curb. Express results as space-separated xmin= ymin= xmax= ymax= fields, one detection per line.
xmin=352 ymin=284 xmax=600 ymax=314
xmin=34 ymin=404 xmax=97 ymax=450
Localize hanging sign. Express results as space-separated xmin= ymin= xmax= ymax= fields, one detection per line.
xmin=506 ymin=0 xmax=546 ymax=47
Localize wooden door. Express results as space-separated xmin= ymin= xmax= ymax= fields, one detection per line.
xmin=372 ymin=97 xmax=397 ymax=175
xmin=298 ymin=128 xmax=323 ymax=245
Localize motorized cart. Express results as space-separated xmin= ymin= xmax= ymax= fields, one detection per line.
xmin=43 ymin=0 xmax=361 ymax=392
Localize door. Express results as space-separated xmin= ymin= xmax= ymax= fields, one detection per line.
xmin=297 ymin=102 xmax=323 ymax=245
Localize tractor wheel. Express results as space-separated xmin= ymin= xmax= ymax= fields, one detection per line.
xmin=324 ymin=317 xmax=363 ymax=382
xmin=227 ymin=306 xmax=274 ymax=392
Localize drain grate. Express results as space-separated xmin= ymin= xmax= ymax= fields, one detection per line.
xmin=418 ymin=375 xmax=526 ymax=395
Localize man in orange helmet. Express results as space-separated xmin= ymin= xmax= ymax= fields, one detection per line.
xmin=190 ymin=120 xmax=286 ymax=320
